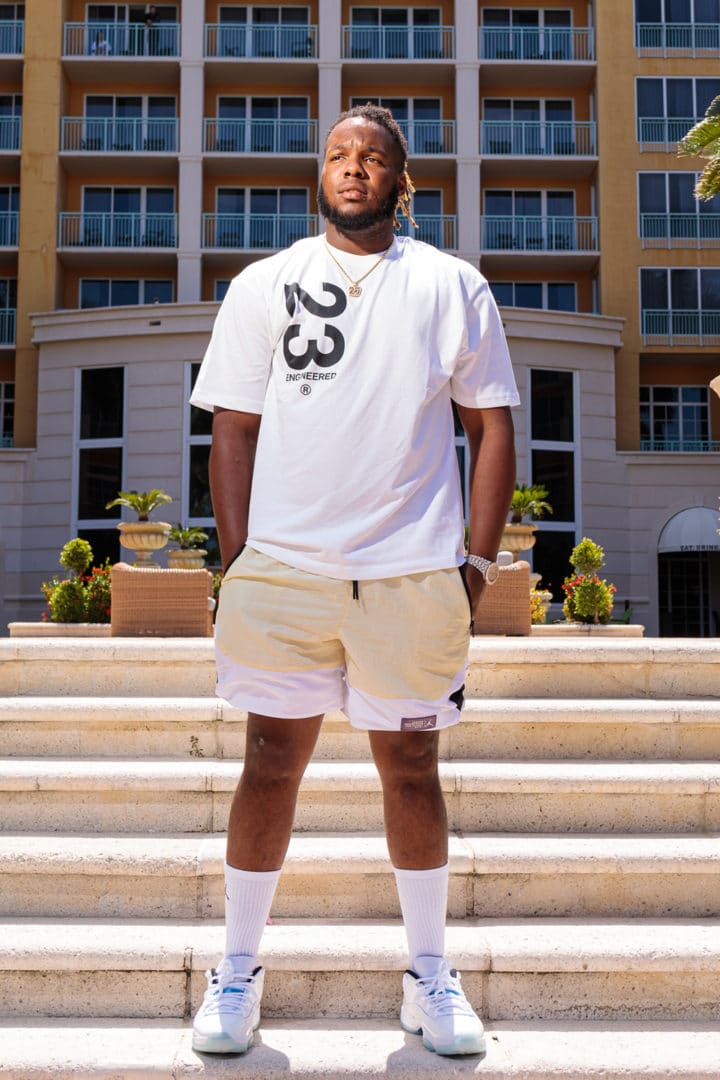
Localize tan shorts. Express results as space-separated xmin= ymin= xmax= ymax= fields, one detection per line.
xmin=214 ymin=547 xmax=472 ymax=732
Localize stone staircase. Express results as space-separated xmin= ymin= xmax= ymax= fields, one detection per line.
xmin=1 ymin=635 xmax=720 ymax=1077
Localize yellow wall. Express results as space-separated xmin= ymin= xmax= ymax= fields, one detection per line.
xmin=14 ymin=3 xmax=63 ymax=447
xmin=596 ymin=0 xmax=720 ymax=449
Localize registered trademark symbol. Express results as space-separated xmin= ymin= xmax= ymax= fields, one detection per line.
xmin=300 ymin=384 xmax=311 ymax=395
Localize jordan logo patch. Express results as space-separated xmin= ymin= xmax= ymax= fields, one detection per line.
xmin=401 ymin=715 xmax=437 ymax=731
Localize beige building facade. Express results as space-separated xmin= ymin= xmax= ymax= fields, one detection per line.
xmin=0 ymin=1 xmax=719 ymax=635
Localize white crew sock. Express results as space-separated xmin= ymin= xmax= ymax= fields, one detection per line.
xmin=224 ymin=863 xmax=281 ymax=965
xmin=393 ymin=862 xmax=449 ymax=974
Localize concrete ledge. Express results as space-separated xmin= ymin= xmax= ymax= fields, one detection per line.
xmin=531 ymin=624 xmax=645 ymax=636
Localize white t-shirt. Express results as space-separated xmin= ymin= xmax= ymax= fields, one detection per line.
xmin=191 ymin=234 xmax=519 ymax=580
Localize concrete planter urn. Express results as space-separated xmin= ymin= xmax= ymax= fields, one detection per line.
xmin=117 ymin=521 xmax=171 ymax=568
xmin=166 ymin=547 xmax=208 ymax=570
xmin=500 ymin=522 xmax=538 ymax=562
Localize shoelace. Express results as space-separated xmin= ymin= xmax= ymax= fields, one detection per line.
xmin=415 ymin=961 xmax=476 ymax=1017
xmin=202 ymin=963 xmax=258 ymax=1017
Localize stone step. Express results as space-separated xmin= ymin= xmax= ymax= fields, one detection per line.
xmin=3 ymin=637 xmax=720 ymax=699
xmin=2 ymin=1017 xmax=720 ymax=1078
xmin=2 ymin=832 xmax=719 ymax=919
xmin=2 ymin=758 xmax=720 ymax=834
xmin=2 ymin=918 xmax=720 ymax=1022
xmin=3 ymin=696 xmax=719 ymax=761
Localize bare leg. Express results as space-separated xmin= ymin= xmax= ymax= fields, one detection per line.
xmin=368 ymin=730 xmax=447 ymax=869
xmin=226 ymin=712 xmax=323 ymax=870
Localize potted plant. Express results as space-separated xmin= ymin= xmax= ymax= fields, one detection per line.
xmin=167 ymin=524 xmax=209 ymax=570
xmin=501 ymin=483 xmax=553 ymax=561
xmin=105 ymin=488 xmax=172 ymax=567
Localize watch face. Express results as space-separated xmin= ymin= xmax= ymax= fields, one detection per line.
xmin=485 ymin=562 xmax=500 ymax=585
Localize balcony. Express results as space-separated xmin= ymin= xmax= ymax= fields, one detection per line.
xmin=203 ymin=118 xmax=318 ymax=154
xmin=636 ymin=22 xmax=720 ymax=57
xmin=58 ymin=213 xmax=177 ymax=249
xmin=640 ymin=213 xmax=720 ymax=249
xmin=0 ymin=20 xmax=23 ymax=55
xmin=202 ymin=213 xmax=318 ymax=250
xmin=479 ymin=26 xmax=594 ymax=62
xmin=0 ymin=308 xmax=14 ymax=345
xmin=640 ymin=437 xmax=720 ymax=452
xmin=204 ymin=23 xmax=317 ymax=59
xmin=63 ymin=22 xmax=180 ymax=58
xmin=61 ymin=118 xmax=178 ymax=153
xmin=0 ymin=115 xmax=20 ymax=151
xmin=481 ymin=216 xmax=598 ymax=252
xmin=480 ymin=121 xmax=596 ymax=157
xmin=397 ymin=215 xmax=457 ymax=249
xmin=341 ymin=26 xmax=455 ymax=60
xmin=638 ymin=118 xmax=695 ymax=153
xmin=642 ymin=309 xmax=720 ymax=346
xmin=0 ymin=211 xmax=18 ymax=247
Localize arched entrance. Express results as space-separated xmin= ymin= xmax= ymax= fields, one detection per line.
xmin=657 ymin=508 xmax=720 ymax=637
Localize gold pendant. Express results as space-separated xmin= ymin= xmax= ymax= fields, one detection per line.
xmin=348 ymin=283 xmax=362 ymax=298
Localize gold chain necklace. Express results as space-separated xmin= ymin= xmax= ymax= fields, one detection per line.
xmin=324 ymin=241 xmax=392 ymax=298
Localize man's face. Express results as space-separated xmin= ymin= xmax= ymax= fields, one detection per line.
xmin=318 ymin=117 xmax=405 ymax=232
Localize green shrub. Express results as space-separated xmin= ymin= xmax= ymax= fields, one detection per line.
xmin=41 ymin=538 xmax=112 ymax=624
xmin=561 ymin=537 xmax=616 ymax=625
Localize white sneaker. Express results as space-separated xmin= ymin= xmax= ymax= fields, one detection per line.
xmin=400 ymin=958 xmax=486 ymax=1056
xmin=192 ymin=957 xmax=264 ymax=1054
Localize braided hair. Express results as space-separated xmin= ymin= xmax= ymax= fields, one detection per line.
xmin=326 ymin=103 xmax=418 ymax=230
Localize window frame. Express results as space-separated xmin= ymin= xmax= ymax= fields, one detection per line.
xmin=72 ymin=364 xmax=127 ymax=540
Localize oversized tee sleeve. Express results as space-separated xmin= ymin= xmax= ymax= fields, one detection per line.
xmin=189 ymin=268 xmax=273 ymax=415
xmin=450 ymin=276 xmax=520 ymax=409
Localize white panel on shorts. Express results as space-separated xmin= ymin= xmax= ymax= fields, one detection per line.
xmin=343 ymin=665 xmax=467 ymax=732
xmin=215 ymin=648 xmax=344 ymax=719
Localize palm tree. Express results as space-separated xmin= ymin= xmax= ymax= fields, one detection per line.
xmin=679 ymin=94 xmax=720 ymax=200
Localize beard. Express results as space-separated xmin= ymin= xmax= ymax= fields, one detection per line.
xmin=318 ymin=180 xmax=399 ymax=231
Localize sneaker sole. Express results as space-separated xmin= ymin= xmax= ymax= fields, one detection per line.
xmin=401 ymin=1018 xmax=486 ymax=1057
xmin=192 ymin=1017 xmax=260 ymax=1055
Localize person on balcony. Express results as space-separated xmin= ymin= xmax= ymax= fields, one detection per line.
xmin=90 ymin=30 xmax=111 ymax=55
xmin=190 ymin=103 xmax=519 ymax=1059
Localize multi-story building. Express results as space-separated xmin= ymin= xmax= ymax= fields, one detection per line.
xmin=0 ymin=1 xmax=719 ymax=635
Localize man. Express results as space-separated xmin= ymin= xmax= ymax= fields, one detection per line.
xmin=190 ymin=104 xmax=519 ymax=1057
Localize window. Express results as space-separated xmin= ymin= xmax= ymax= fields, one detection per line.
xmin=0 ymin=185 xmax=18 ymax=245
xmin=481 ymin=8 xmax=573 ymax=60
xmin=640 ymin=385 xmax=711 ymax=450
xmin=638 ymin=171 xmax=720 ymax=244
xmin=215 ymin=280 xmax=231 ymax=301
xmin=0 ymin=93 xmax=21 ymax=151
xmin=213 ymin=95 xmax=310 ymax=152
xmin=640 ymin=266 xmax=720 ymax=340
xmin=83 ymin=95 xmax=176 ymax=151
xmin=80 ymin=186 xmax=176 ymax=246
xmin=490 ymin=281 xmax=576 ymax=311
xmin=75 ymin=366 xmax=126 ymax=563
xmin=482 ymin=98 xmax=574 ymax=154
xmin=86 ymin=6 xmax=178 ymax=56
xmin=348 ymin=7 xmax=442 ymax=59
xmin=0 ymin=4 xmax=24 ymax=17
xmin=637 ymin=77 xmax=720 ymax=147
xmin=483 ymin=190 xmax=577 ymax=250
xmin=80 ymin=279 xmax=173 ymax=307
xmin=529 ymin=368 xmax=578 ymax=599
xmin=217 ymin=6 xmax=311 ymax=58
xmin=215 ymin=186 xmax=309 ymax=248
xmin=0 ymin=379 xmax=13 ymax=446
xmin=635 ymin=1 xmax=720 ymax=52
xmin=185 ymin=361 xmax=219 ymax=562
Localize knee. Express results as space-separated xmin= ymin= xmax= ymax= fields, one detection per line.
xmin=242 ymin=729 xmax=309 ymax=787
xmin=373 ymin=733 xmax=440 ymax=787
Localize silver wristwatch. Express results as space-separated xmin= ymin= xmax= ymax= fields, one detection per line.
xmin=465 ymin=554 xmax=500 ymax=585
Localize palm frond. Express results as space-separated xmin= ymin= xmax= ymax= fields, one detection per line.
xmin=678 ymin=95 xmax=720 ymax=156
xmin=694 ymin=156 xmax=720 ymax=201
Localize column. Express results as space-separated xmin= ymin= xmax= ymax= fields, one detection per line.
xmin=177 ymin=2 xmax=204 ymax=302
